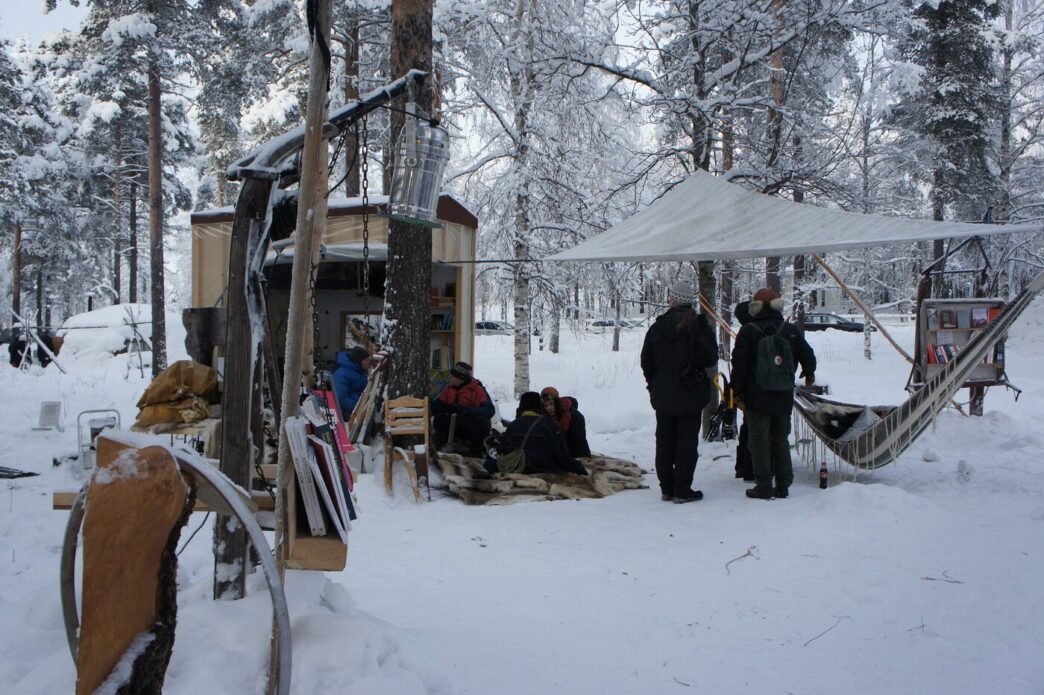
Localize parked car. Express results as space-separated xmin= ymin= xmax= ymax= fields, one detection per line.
xmin=587 ymin=318 xmax=640 ymax=330
xmin=475 ymin=320 xmax=515 ymax=335
xmin=801 ymin=313 xmax=876 ymax=332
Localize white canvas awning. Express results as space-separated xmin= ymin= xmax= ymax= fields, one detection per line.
xmin=548 ymin=169 xmax=1043 ymax=262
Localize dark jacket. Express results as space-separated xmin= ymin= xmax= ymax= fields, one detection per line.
xmin=554 ymin=397 xmax=591 ymax=458
xmin=640 ymin=305 xmax=719 ymax=415
xmin=332 ymin=351 xmax=368 ymax=416
xmin=497 ymin=411 xmax=587 ymax=475
xmin=432 ymin=377 xmax=495 ymax=420
xmin=730 ymin=307 xmax=816 ymax=415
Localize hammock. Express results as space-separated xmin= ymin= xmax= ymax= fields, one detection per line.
xmin=793 ymin=270 xmax=1044 ymax=470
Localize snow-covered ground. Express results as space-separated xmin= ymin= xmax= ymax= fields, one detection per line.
xmin=2 ymin=304 xmax=1044 ymax=693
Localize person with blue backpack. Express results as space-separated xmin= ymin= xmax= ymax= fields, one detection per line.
xmin=730 ymin=288 xmax=817 ymax=500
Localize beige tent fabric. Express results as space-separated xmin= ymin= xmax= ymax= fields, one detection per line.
xmin=549 ymin=169 xmax=1044 ymax=263
xmin=134 ymin=361 xmax=220 ymax=428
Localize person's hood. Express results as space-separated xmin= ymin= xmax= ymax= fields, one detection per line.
xmin=751 ymin=307 xmax=786 ymax=324
xmin=560 ymin=396 xmax=577 ymax=412
xmin=335 ymin=351 xmax=357 ymax=369
xmin=648 ymin=306 xmax=695 ymax=341
xmin=734 ymin=300 xmax=752 ymax=326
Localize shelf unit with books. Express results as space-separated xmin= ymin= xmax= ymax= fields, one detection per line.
xmin=918 ymin=298 xmax=1006 ymax=387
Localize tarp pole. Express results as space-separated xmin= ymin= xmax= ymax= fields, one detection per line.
xmin=810 ymin=254 xmax=913 ymax=364
xmin=698 ymin=292 xmax=737 ymax=339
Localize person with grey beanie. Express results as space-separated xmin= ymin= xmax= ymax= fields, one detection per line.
xmin=640 ymin=280 xmax=719 ymax=503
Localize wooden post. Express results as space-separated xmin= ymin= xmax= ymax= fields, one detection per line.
xmin=811 ymin=253 xmax=914 ymax=364
xmin=214 ymin=176 xmax=272 ymax=601
xmin=274 ymin=0 xmax=334 ymax=571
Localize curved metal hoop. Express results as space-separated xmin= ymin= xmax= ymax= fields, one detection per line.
xmin=60 ymin=442 xmax=292 ymax=694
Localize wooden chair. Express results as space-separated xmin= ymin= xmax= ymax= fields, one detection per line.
xmin=383 ymin=396 xmax=429 ymax=501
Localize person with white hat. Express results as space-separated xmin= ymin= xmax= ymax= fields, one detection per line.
xmin=640 ymin=280 xmax=719 ymax=503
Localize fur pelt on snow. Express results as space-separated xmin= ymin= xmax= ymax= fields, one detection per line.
xmin=434 ymin=453 xmax=647 ymax=505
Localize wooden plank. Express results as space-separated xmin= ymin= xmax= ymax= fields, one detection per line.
xmin=53 ymin=490 xmax=274 ymax=513
xmin=284 ymin=533 xmax=347 ymax=572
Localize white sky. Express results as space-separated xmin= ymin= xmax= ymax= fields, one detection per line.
xmin=0 ymin=1 xmax=88 ymax=46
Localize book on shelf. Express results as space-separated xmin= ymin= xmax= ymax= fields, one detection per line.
xmin=988 ymin=306 xmax=1002 ymax=322
xmin=305 ymin=438 xmax=349 ymax=543
xmin=284 ymin=415 xmax=328 ymax=537
xmin=936 ymin=330 xmax=954 ymax=345
xmin=956 ymin=309 xmax=971 ymax=329
xmin=971 ymin=307 xmax=988 ymax=328
xmin=939 ymin=310 xmax=958 ymax=329
xmin=431 ymin=348 xmax=442 ymax=369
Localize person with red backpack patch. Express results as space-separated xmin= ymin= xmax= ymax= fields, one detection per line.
xmin=730 ymin=288 xmax=817 ymax=500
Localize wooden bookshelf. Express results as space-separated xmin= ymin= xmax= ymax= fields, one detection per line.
xmin=919 ymin=298 xmax=1006 ymax=387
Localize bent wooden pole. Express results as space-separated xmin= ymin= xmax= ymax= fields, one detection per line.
xmin=810 ymin=254 xmax=913 ymax=363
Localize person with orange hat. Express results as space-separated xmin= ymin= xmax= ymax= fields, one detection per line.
xmin=730 ymin=287 xmax=816 ymax=500
xmin=539 ymin=386 xmax=591 ymax=458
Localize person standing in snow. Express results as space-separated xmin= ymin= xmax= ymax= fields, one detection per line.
xmin=640 ymin=280 xmax=719 ymax=503
xmin=732 ymin=300 xmax=755 ymax=482
xmin=539 ymin=386 xmax=591 ymax=458
xmin=332 ymin=346 xmax=372 ymax=418
xmin=730 ymin=287 xmax=817 ymax=500
xmin=431 ymin=361 xmax=495 ymax=456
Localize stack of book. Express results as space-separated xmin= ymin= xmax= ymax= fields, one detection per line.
xmin=284 ymin=393 xmax=359 ymax=543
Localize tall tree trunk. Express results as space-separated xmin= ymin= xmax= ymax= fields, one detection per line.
xmin=148 ymin=55 xmax=167 ymax=376
xmin=113 ymin=125 xmax=123 ymax=304
xmin=763 ymin=0 xmax=785 ymax=292
xmin=996 ymin=1 xmax=1013 ymax=223
xmin=931 ymin=169 xmax=947 ymax=298
xmin=383 ymin=0 xmax=434 ymax=401
xmin=36 ymin=268 xmax=44 ymax=321
xmin=11 ymin=223 xmax=21 ymax=322
xmin=130 ymin=180 xmax=138 ymax=303
xmin=343 ymin=9 xmax=361 ymax=197
xmin=719 ymin=105 xmax=735 ymax=357
xmin=549 ymin=297 xmax=560 ymax=353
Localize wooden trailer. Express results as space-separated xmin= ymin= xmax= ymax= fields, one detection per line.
xmin=189 ymin=194 xmax=478 ymax=383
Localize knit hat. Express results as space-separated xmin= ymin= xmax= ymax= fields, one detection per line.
xmin=669 ymin=280 xmax=697 ymax=306
xmin=348 ymin=346 xmax=370 ymax=364
xmin=749 ymin=288 xmax=784 ymax=317
xmin=518 ymin=391 xmax=542 ymax=412
xmin=449 ymin=361 xmax=473 ymax=380
xmin=540 ymin=386 xmax=559 ymax=400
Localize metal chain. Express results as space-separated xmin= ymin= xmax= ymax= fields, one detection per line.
xmin=361 ymin=119 xmax=371 ymax=324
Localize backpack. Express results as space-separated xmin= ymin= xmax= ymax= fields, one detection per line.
xmin=749 ymin=321 xmax=795 ymax=392
xmin=496 ymin=417 xmax=541 ymax=475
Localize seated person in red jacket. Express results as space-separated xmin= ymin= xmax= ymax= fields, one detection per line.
xmin=484 ymin=391 xmax=587 ymax=476
xmin=431 ymin=361 xmax=495 ymax=456
xmin=539 ymin=386 xmax=591 ymax=458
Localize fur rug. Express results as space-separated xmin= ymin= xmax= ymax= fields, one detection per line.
xmin=433 ymin=454 xmax=647 ymax=505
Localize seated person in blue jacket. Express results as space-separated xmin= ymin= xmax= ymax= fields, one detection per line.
xmin=431 ymin=361 xmax=495 ymax=457
xmin=332 ymin=346 xmax=372 ymax=418
xmin=484 ymin=391 xmax=588 ymax=476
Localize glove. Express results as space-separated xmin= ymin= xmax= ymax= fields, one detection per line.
xmin=801 ymin=373 xmax=815 ymax=388
xmin=734 ymin=396 xmax=746 ymax=412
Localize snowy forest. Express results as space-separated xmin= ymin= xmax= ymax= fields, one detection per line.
xmin=2 ymin=0 xmax=1044 ymax=379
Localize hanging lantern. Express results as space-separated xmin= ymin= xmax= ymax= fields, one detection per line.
xmin=387 ymin=105 xmax=450 ymax=227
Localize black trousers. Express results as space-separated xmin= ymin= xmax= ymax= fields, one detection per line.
xmin=654 ymin=412 xmax=702 ymax=496
xmin=735 ymin=419 xmax=753 ymax=480
xmin=433 ymin=413 xmax=492 ymax=455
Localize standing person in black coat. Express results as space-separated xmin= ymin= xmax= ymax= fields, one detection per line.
xmin=640 ymin=280 xmax=719 ymax=503
xmin=486 ymin=391 xmax=588 ymax=476
xmin=733 ymin=300 xmax=755 ymax=482
xmin=731 ymin=287 xmax=817 ymax=500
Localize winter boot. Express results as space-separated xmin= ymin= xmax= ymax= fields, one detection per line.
xmin=661 ymin=494 xmax=674 ymax=502
xmin=745 ymin=485 xmax=774 ymax=500
xmin=774 ymin=485 xmax=789 ymax=499
xmin=673 ymin=489 xmax=704 ymax=504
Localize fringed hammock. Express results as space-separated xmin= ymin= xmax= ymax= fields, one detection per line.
xmin=793 ymin=270 xmax=1044 ymax=470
